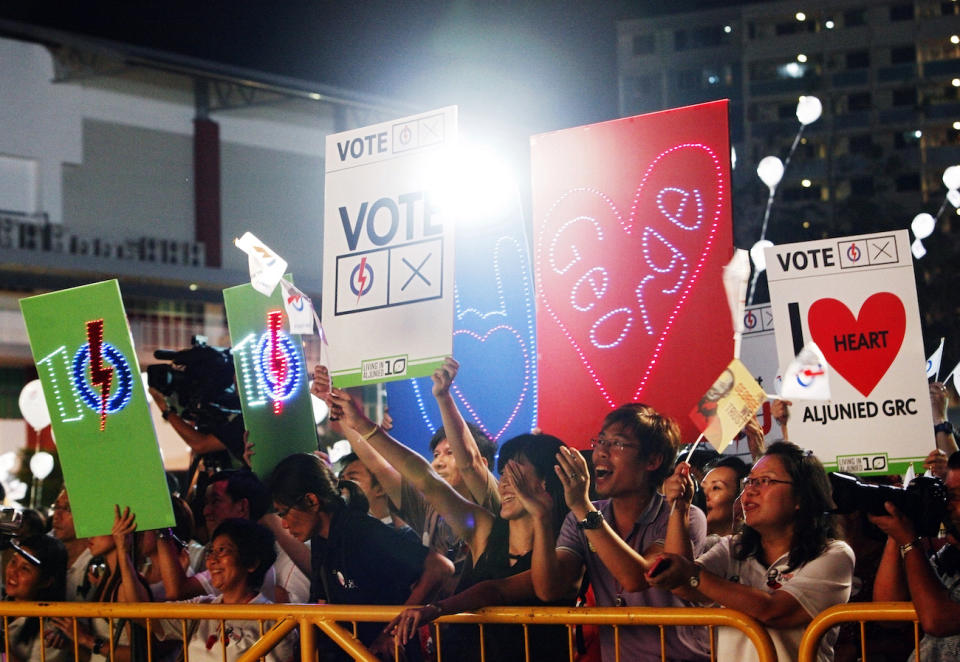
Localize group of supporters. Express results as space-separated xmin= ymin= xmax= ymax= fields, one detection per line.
xmin=3 ymin=362 xmax=960 ymax=662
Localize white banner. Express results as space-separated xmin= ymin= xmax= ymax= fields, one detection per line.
xmin=765 ymin=230 xmax=933 ymax=475
xmin=322 ymin=107 xmax=457 ymax=386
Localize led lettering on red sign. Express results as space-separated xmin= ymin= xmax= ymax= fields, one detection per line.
xmin=86 ymin=319 xmax=113 ymax=431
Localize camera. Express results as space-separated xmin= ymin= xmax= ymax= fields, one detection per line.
xmin=147 ymin=335 xmax=241 ymax=433
xmin=829 ymin=472 xmax=948 ymax=537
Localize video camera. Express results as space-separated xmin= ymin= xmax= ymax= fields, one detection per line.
xmin=829 ymin=472 xmax=948 ymax=538
xmin=147 ymin=335 xmax=241 ymax=433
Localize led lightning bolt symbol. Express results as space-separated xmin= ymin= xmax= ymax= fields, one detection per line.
xmin=86 ymin=319 xmax=113 ymax=431
xmin=356 ymin=257 xmax=368 ymax=305
xmin=267 ymin=310 xmax=287 ymax=415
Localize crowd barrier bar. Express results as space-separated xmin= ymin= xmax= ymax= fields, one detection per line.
xmin=797 ymin=602 xmax=920 ymax=662
xmin=0 ymin=601 xmax=777 ymax=662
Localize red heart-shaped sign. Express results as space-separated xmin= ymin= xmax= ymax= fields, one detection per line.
xmin=807 ymin=293 xmax=906 ymax=398
xmin=533 ymin=103 xmax=734 ymax=447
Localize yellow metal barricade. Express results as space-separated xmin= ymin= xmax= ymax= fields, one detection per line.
xmin=0 ymin=602 xmax=777 ymax=662
xmin=797 ymin=602 xmax=920 ymax=662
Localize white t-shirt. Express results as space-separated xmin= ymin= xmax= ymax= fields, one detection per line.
xmin=191 ymin=543 xmax=308 ymax=603
xmin=697 ymin=536 xmax=854 ymax=662
xmin=154 ymin=593 xmax=295 ymax=662
xmin=65 ymin=547 xmax=93 ymax=601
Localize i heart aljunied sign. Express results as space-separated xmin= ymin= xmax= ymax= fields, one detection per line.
xmin=532 ymin=101 xmax=734 ymax=448
xmin=766 ymin=231 xmax=933 ymax=475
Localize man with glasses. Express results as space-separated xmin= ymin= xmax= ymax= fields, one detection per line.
xmin=533 ymin=403 xmax=708 ymax=662
xmin=873 ymin=450 xmax=960 ymax=660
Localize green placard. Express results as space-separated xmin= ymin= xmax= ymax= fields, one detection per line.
xmin=223 ymin=277 xmax=318 ymax=478
xmin=19 ymin=280 xmax=175 ymax=537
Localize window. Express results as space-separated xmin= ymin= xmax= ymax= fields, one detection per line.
xmin=890 ymin=4 xmax=914 ymax=21
xmin=846 ymin=50 xmax=870 ymax=69
xmin=944 ymin=2 xmax=960 ymax=16
xmin=848 ymin=92 xmax=872 ymax=112
xmin=849 ymin=134 xmax=874 ymax=154
xmin=850 ymin=177 xmax=875 ymax=196
xmin=892 ymin=88 xmax=917 ymax=106
xmin=675 ymin=30 xmax=689 ymax=51
xmin=633 ymin=34 xmax=655 ymax=55
xmin=890 ymin=45 xmax=916 ymax=64
xmin=844 ymin=8 xmax=867 ymax=26
xmin=777 ymin=103 xmax=796 ymax=119
xmin=692 ymin=25 xmax=725 ymax=47
xmin=895 ymin=174 xmax=920 ymax=191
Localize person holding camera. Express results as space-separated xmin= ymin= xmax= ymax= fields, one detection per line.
xmin=871 ymin=451 xmax=960 ymax=660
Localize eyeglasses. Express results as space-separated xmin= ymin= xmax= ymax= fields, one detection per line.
xmin=204 ymin=544 xmax=238 ymax=561
xmin=590 ymin=437 xmax=641 ymax=453
xmin=742 ymin=476 xmax=793 ymax=490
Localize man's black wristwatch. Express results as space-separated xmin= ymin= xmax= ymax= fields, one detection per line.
xmin=577 ymin=510 xmax=604 ymax=530
xmin=934 ymin=421 xmax=954 ymax=436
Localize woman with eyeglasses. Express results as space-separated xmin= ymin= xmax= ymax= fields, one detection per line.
xmin=3 ymin=535 xmax=68 ymax=662
xmin=648 ymin=440 xmax=854 ymax=662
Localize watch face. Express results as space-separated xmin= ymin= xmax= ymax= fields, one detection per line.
xmin=688 ymin=575 xmax=700 ymax=588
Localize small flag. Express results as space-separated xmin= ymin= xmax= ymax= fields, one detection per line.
xmin=723 ymin=249 xmax=750 ymax=359
xmin=779 ymin=341 xmax=831 ymax=401
xmin=689 ymin=358 xmax=765 ymax=454
xmin=926 ymin=337 xmax=945 ymax=380
xmin=234 ymin=232 xmax=288 ymax=296
xmin=279 ymin=280 xmax=316 ymax=335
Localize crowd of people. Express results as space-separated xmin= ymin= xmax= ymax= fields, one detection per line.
xmin=2 ymin=362 xmax=959 ymax=662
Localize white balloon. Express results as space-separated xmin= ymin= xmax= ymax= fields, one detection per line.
xmin=750 ymin=240 xmax=775 ymax=272
xmin=943 ymin=165 xmax=960 ymax=191
xmin=911 ymin=238 xmax=927 ymax=260
xmin=911 ymin=213 xmax=936 ymax=240
xmin=757 ymin=156 xmax=784 ymax=189
xmin=29 ymin=451 xmax=55 ymax=480
xmin=948 ymin=189 xmax=960 ymax=209
xmin=796 ymin=96 xmax=822 ymax=125
xmin=18 ymin=380 xmax=50 ymax=431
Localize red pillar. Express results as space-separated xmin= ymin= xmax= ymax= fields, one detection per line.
xmin=193 ymin=118 xmax=221 ymax=267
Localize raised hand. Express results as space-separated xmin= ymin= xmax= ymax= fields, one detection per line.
xmin=662 ymin=462 xmax=694 ymax=507
xmin=431 ymin=356 xmax=459 ymax=398
xmin=554 ymin=446 xmax=591 ymax=514
xmin=504 ymin=459 xmax=553 ymax=520
xmin=111 ymin=505 xmax=137 ymax=555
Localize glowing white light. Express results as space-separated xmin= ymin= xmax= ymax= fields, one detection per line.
xmin=801 ymin=179 xmax=812 ymax=188
xmin=825 ymin=20 xmax=835 ymax=29
xmin=952 ymin=35 xmax=960 ymax=44
xmin=731 ymin=146 xmax=737 ymax=170
xmin=953 ymin=121 xmax=960 ymax=130
xmin=797 ymin=53 xmax=808 ymax=63
xmin=29 ymin=452 xmax=54 ymax=480
xmin=750 ymin=240 xmax=774 ymax=272
xmin=783 ymin=62 xmax=804 ymax=78
xmin=724 ymin=25 xmax=732 ymax=33
xmin=796 ymin=11 xmax=806 ymax=21
xmin=911 ymin=213 xmax=936 ymax=240
xmin=953 ymin=79 xmax=960 ymax=87
xmin=943 ymin=165 xmax=960 ymax=190
xmin=911 ymin=238 xmax=927 ymax=259
xmin=914 ymin=130 xmax=923 ymax=139
xmin=948 ymin=189 xmax=960 ymax=208
xmin=757 ymin=156 xmax=785 ymax=189
xmin=425 ymin=139 xmax=518 ymax=228
xmin=796 ymin=96 xmax=823 ymax=125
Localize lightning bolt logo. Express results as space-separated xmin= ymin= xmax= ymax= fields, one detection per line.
xmin=356 ymin=256 xmax=368 ymax=305
xmin=86 ymin=319 xmax=113 ymax=431
xmin=267 ymin=310 xmax=288 ymax=415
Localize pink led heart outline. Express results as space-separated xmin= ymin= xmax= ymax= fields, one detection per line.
xmin=535 ymin=143 xmax=724 ymax=408
xmin=450 ymin=324 xmax=530 ymax=441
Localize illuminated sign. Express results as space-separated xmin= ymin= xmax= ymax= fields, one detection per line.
xmin=35 ymin=319 xmax=135 ymax=431
xmin=233 ymin=309 xmax=302 ymax=416
xmin=532 ymin=101 xmax=735 ymax=447
xmin=20 ymin=280 xmax=175 ymax=537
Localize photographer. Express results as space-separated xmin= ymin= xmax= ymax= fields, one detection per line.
xmin=148 ymin=337 xmax=245 ymax=471
xmin=872 ymin=451 xmax=960 ymax=660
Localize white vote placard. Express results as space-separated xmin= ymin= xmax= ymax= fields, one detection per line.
xmin=322 ymin=107 xmax=457 ymax=386
xmin=738 ymin=303 xmax=782 ymax=449
xmin=765 ymin=230 xmax=933 ymax=475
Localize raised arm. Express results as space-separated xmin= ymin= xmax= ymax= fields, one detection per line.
xmin=312 ymin=365 xmax=404 ymax=505
xmin=112 ymin=506 xmax=151 ymax=603
xmin=661 ymin=463 xmax=696 ymax=560
xmin=432 ymin=357 xmax=498 ymax=502
xmin=550 ymin=446 xmax=654 ymax=595
xmin=326 ymin=385 xmax=495 ymax=552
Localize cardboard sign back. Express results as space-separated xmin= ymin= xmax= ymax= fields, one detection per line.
xmin=20 ymin=280 xmax=174 ymax=537
xmin=531 ymin=101 xmax=734 ymax=448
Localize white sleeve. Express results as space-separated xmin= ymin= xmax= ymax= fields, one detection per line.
xmin=778 ymin=540 xmax=855 ymax=619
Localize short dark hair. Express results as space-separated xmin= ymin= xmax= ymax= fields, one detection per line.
xmin=705 ymin=455 xmax=751 ymax=481
xmin=601 ymin=403 xmax=681 ymax=488
xmin=948 ymin=451 xmax=960 ymax=471
xmin=210 ymin=518 xmax=276 ymax=590
xmin=209 ymin=470 xmax=270 ymax=521
xmin=268 ymin=453 xmax=368 ymax=515
xmin=429 ymin=423 xmax=497 ymax=467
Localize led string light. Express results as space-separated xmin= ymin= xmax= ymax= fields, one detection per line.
xmin=71 ymin=341 xmax=133 ymax=429
xmin=656 ymin=187 xmax=705 ymax=231
xmin=37 ymin=346 xmax=85 ymax=423
xmin=636 ymin=227 xmax=689 ymax=335
xmin=589 ymin=308 xmax=634 ymax=349
xmin=233 ymin=333 xmax=268 ymax=407
xmin=254 ymin=313 xmax=301 ymax=415
xmin=571 ymin=267 xmax=610 ymax=312
xmin=534 ymin=143 xmax=725 ymax=407
xmin=548 ymin=215 xmax=607 ymax=276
